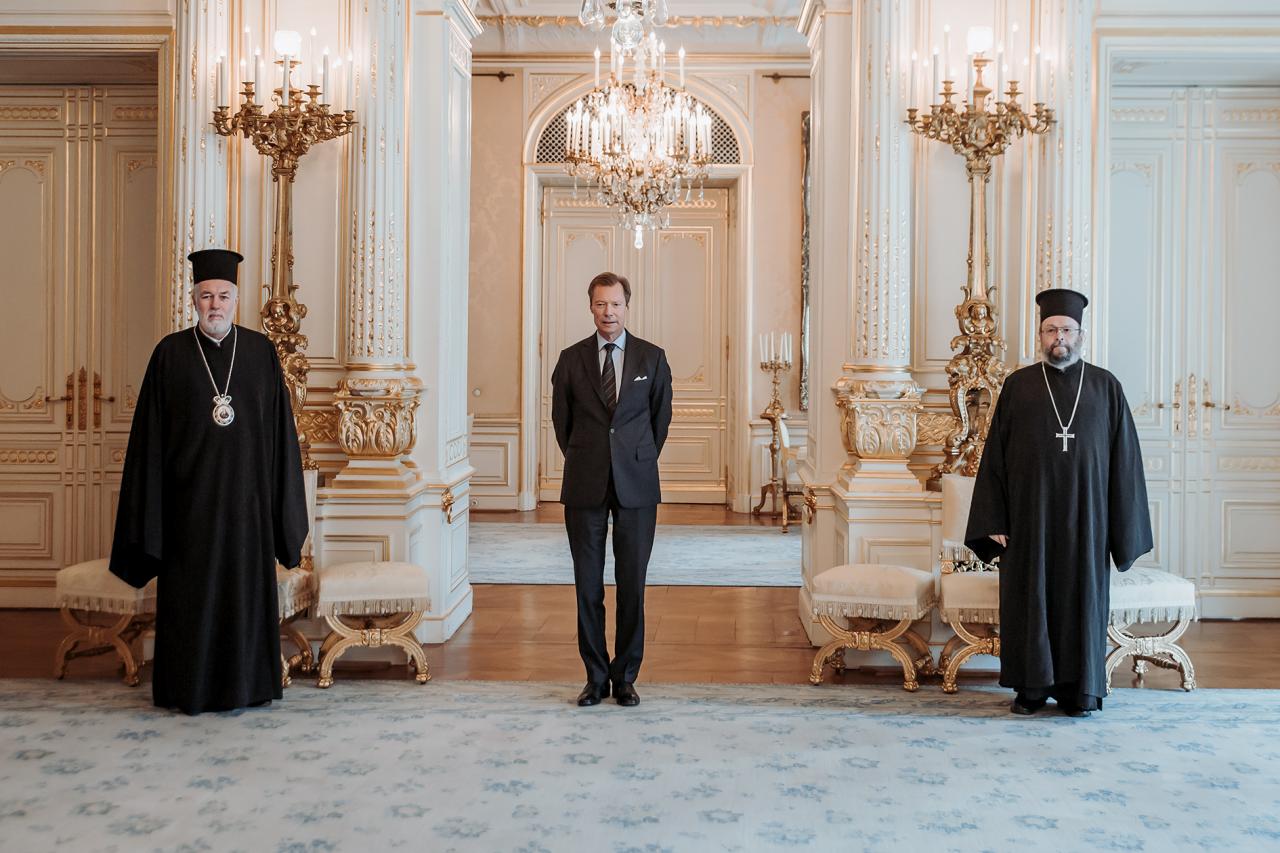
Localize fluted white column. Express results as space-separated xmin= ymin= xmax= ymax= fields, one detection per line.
xmin=834 ymin=0 xmax=922 ymax=493
xmin=330 ymin=0 xmax=422 ymax=489
xmin=169 ymin=0 xmax=230 ymax=331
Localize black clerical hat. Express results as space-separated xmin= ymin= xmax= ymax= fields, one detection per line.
xmin=188 ymin=249 xmax=244 ymax=285
xmin=1035 ymin=288 xmax=1088 ymax=324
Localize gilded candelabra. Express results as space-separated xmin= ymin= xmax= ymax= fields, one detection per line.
xmin=752 ymin=347 xmax=801 ymax=530
xmin=213 ymin=62 xmax=356 ymax=468
xmin=906 ymin=56 xmax=1053 ymax=488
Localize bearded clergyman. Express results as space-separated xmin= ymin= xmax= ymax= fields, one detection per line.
xmin=964 ymin=288 xmax=1153 ymax=718
xmin=109 ymin=249 xmax=308 ymax=715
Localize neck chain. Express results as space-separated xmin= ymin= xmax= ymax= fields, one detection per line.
xmin=1041 ymin=360 xmax=1085 ymax=452
xmin=193 ymin=325 xmax=238 ymax=426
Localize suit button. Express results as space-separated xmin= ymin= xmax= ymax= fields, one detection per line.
xmin=610 ymin=428 xmax=615 ymax=434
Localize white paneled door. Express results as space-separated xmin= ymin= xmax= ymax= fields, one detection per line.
xmin=539 ymin=187 xmax=730 ymax=504
xmin=1105 ymin=85 xmax=1280 ymax=617
xmin=0 ymin=87 xmax=157 ymax=604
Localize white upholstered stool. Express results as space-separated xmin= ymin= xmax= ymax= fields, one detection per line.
xmin=54 ymin=558 xmax=156 ymax=686
xmin=1106 ymin=567 xmax=1197 ymax=692
xmin=313 ymin=561 xmax=431 ymax=688
xmin=277 ymin=565 xmax=317 ymax=688
xmin=936 ymin=474 xmax=1001 ymax=693
xmin=809 ymin=563 xmax=936 ymax=691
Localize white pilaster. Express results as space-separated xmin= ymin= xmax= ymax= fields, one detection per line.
xmin=796 ymin=0 xmax=853 ymax=599
xmin=317 ymin=0 xmax=480 ymax=644
xmin=170 ymin=0 xmax=230 ymax=331
xmin=407 ymin=0 xmax=481 ymax=640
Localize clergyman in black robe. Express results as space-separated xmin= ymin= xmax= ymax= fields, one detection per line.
xmin=964 ymin=288 xmax=1153 ymax=717
xmin=109 ymin=249 xmax=308 ymax=715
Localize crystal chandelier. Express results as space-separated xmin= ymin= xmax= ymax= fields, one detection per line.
xmin=567 ymin=2 xmax=713 ymax=247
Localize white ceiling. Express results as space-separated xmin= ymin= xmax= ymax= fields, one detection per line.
xmin=472 ymin=0 xmax=807 ymax=56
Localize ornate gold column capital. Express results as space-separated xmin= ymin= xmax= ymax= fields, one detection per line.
xmin=334 ymin=376 xmax=423 ymax=460
xmin=833 ymin=377 xmax=923 ymax=461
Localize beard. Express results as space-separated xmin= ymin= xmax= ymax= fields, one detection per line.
xmin=1044 ymin=339 xmax=1081 ymax=368
xmin=198 ymin=314 xmax=233 ymax=339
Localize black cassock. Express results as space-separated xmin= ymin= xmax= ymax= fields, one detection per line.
xmin=964 ymin=359 xmax=1152 ymax=710
xmin=110 ymin=325 xmax=308 ymax=715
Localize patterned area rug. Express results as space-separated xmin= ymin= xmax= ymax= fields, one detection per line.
xmin=2 ymin=679 xmax=1278 ymax=851
xmin=469 ymin=522 xmax=802 ymax=586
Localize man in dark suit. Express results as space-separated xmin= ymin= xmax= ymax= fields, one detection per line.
xmin=552 ymin=271 xmax=673 ymax=708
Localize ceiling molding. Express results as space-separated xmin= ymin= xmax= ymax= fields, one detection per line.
xmin=478 ymin=14 xmax=798 ymax=28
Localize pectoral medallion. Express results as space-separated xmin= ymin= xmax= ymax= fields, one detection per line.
xmin=212 ymin=394 xmax=235 ymax=426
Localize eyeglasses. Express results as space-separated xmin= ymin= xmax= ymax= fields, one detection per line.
xmin=1040 ymin=325 xmax=1080 ymax=337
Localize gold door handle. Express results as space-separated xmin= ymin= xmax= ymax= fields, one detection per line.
xmin=91 ymin=372 xmax=114 ymax=428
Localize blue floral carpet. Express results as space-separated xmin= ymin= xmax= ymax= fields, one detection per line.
xmin=1 ymin=679 xmax=1277 ymax=851
xmin=469 ymin=523 xmax=801 ymax=586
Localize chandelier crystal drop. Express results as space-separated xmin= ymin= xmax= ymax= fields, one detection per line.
xmin=566 ymin=27 xmax=713 ymax=247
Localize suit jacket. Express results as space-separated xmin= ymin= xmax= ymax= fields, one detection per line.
xmin=552 ymin=332 xmax=673 ymax=508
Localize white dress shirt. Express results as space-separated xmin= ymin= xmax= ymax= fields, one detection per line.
xmin=596 ymin=329 xmax=626 ymax=401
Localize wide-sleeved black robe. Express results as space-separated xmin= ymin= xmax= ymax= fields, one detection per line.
xmin=964 ymin=358 xmax=1153 ymax=710
xmin=110 ymin=324 xmax=308 ymax=715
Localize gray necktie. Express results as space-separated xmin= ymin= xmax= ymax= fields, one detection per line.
xmin=601 ymin=342 xmax=617 ymax=411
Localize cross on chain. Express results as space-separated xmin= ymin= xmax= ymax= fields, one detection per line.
xmin=1056 ymin=430 xmax=1075 ymax=452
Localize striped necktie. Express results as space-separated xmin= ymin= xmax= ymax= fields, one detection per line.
xmin=601 ymin=342 xmax=617 ymax=411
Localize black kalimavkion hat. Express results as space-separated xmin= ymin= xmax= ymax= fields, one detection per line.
xmin=188 ymin=248 xmax=245 ymax=285
xmin=1035 ymin=288 xmax=1088 ymax=324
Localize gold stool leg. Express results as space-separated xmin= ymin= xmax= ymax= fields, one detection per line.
xmin=941 ymin=622 xmax=999 ymax=694
xmin=811 ymin=614 xmax=921 ymax=691
xmin=54 ymin=608 xmax=149 ymax=686
xmin=315 ymin=611 xmax=430 ymax=688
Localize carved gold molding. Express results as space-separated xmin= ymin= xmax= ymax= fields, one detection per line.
xmin=834 ymin=378 xmax=923 ymax=460
xmin=478 ymin=15 xmax=797 ymax=29
xmin=0 ymin=106 xmax=59 ymax=121
xmin=335 ymin=377 xmax=422 ymax=459
xmin=915 ymin=411 xmax=959 ymax=446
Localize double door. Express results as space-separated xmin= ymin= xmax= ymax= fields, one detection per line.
xmin=0 ymin=86 xmax=158 ymax=603
xmin=538 ymin=187 xmax=730 ymax=503
xmin=1104 ymin=85 xmax=1280 ymax=617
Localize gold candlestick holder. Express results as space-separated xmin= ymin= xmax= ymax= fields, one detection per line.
xmin=213 ymin=61 xmax=356 ymax=469
xmin=906 ymin=57 xmax=1053 ymax=488
xmin=752 ymin=355 xmax=801 ymax=531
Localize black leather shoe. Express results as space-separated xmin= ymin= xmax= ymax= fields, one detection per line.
xmin=613 ymin=682 xmax=639 ymax=707
xmin=1010 ymin=698 xmax=1044 ymax=716
xmin=576 ymin=683 xmax=609 ymax=706
xmin=1061 ymin=705 xmax=1092 ymax=718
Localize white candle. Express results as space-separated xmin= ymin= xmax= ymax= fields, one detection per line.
xmin=965 ymin=54 xmax=974 ymax=103
xmin=678 ymin=46 xmax=685 ymax=88
xmin=943 ymin=25 xmax=951 ymax=80
xmin=995 ymin=49 xmax=1004 ymax=97
xmin=322 ymin=50 xmax=330 ymax=104
xmin=759 ymin=334 xmax=765 ymax=363
xmin=909 ymin=51 xmax=917 ymax=103
xmin=216 ymin=56 xmax=226 ymax=105
xmin=594 ymin=46 xmax=600 ymax=88
xmin=1010 ymin=22 xmax=1020 ymax=77
xmin=1033 ymin=46 xmax=1042 ymax=100
xmin=346 ymin=52 xmax=354 ymax=109
xmin=239 ymin=58 xmax=247 ymax=96
xmin=309 ymin=28 xmax=317 ymax=85
xmin=931 ymin=47 xmax=940 ymax=99
xmin=243 ymin=26 xmax=251 ymax=61
xmin=1039 ymin=53 xmax=1048 ymax=102
xmin=254 ymin=55 xmax=263 ymax=104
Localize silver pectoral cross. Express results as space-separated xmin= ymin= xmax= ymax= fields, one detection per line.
xmin=1056 ymin=430 xmax=1074 ymax=452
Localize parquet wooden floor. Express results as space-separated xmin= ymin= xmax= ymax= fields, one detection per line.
xmin=4 ymin=506 xmax=1277 ymax=692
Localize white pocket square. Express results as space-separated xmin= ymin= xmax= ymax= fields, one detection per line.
xmin=634 ymin=375 xmax=648 ymax=382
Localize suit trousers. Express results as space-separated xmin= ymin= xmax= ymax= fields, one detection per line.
xmin=564 ymin=473 xmax=657 ymax=687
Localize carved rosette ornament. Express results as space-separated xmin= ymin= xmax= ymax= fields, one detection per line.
xmin=334 ymin=377 xmax=423 ymax=460
xmin=834 ymin=378 xmax=923 ymax=474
